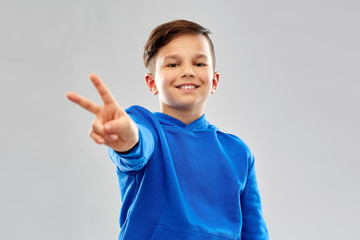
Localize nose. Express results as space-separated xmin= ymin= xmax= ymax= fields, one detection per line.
xmin=181 ymin=64 xmax=195 ymax=78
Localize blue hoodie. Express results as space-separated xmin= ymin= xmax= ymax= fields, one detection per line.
xmin=109 ymin=105 xmax=269 ymax=240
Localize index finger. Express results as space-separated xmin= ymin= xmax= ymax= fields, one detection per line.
xmin=89 ymin=73 xmax=116 ymax=105
xmin=66 ymin=91 xmax=101 ymax=115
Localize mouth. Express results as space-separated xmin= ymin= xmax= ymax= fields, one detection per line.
xmin=176 ymin=84 xmax=199 ymax=90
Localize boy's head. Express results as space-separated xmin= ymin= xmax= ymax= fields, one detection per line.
xmin=143 ymin=20 xmax=219 ymax=120
xmin=143 ymin=19 xmax=216 ymax=75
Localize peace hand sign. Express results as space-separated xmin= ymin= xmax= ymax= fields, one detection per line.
xmin=66 ymin=73 xmax=138 ymax=152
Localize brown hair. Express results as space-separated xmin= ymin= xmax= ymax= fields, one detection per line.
xmin=143 ymin=19 xmax=216 ymax=73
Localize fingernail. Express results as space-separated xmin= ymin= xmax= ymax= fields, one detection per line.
xmin=110 ymin=134 xmax=118 ymax=141
xmin=105 ymin=124 xmax=111 ymax=131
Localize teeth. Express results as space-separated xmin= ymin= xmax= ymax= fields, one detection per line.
xmin=180 ymin=85 xmax=196 ymax=89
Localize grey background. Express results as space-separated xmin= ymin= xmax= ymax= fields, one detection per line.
xmin=1 ymin=0 xmax=359 ymax=239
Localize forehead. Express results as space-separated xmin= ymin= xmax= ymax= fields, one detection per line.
xmin=156 ymin=34 xmax=212 ymax=60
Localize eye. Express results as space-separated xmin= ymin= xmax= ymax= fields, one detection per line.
xmin=195 ymin=62 xmax=207 ymax=67
xmin=167 ymin=63 xmax=179 ymax=68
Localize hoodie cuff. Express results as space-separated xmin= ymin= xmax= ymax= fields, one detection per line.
xmin=108 ymin=123 xmax=154 ymax=172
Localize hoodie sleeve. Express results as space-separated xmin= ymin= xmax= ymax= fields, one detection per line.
xmin=240 ymin=155 xmax=269 ymax=240
xmin=108 ymin=120 xmax=155 ymax=173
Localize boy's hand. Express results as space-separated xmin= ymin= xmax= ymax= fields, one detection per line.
xmin=66 ymin=73 xmax=139 ymax=152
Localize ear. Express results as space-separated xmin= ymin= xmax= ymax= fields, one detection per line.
xmin=211 ymin=72 xmax=220 ymax=94
xmin=145 ymin=73 xmax=158 ymax=95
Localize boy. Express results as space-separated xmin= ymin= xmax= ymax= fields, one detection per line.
xmin=67 ymin=20 xmax=269 ymax=240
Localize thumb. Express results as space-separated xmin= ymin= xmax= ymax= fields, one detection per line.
xmin=104 ymin=120 xmax=117 ymax=133
xmin=104 ymin=115 xmax=135 ymax=134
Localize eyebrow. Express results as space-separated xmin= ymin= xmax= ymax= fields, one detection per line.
xmin=194 ymin=54 xmax=208 ymax=60
xmin=163 ymin=55 xmax=180 ymax=61
xmin=163 ymin=54 xmax=209 ymax=61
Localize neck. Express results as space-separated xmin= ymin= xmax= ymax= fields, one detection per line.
xmin=160 ymin=105 xmax=204 ymax=125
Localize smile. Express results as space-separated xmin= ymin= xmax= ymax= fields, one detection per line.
xmin=176 ymin=85 xmax=199 ymax=90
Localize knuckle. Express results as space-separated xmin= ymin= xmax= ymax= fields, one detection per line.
xmin=92 ymin=119 xmax=102 ymax=132
xmin=91 ymin=118 xmax=97 ymax=127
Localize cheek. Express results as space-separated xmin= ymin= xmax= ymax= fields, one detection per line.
xmin=197 ymin=67 xmax=212 ymax=77
xmin=155 ymin=74 xmax=170 ymax=91
xmin=159 ymin=71 xmax=176 ymax=85
xmin=199 ymin=71 xmax=214 ymax=86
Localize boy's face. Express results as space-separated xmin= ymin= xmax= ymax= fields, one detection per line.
xmin=145 ymin=34 xmax=219 ymax=116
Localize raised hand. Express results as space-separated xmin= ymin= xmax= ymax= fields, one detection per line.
xmin=66 ymin=73 xmax=139 ymax=152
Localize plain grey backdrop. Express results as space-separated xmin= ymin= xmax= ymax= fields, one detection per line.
xmin=1 ymin=0 xmax=359 ymax=239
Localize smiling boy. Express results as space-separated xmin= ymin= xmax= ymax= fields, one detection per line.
xmin=67 ymin=20 xmax=269 ymax=240
xmin=145 ymin=33 xmax=219 ymax=124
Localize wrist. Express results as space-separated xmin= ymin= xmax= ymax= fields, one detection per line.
xmin=114 ymin=140 xmax=139 ymax=154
